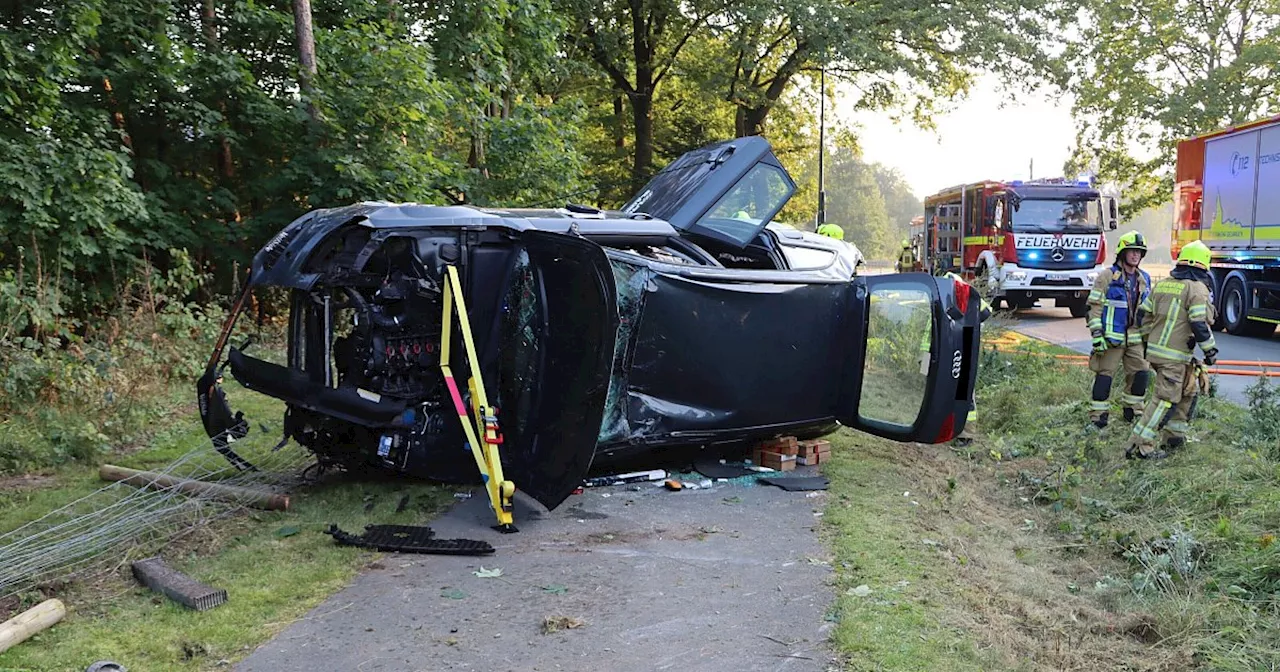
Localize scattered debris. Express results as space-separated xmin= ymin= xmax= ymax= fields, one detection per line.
xmin=692 ymin=459 xmax=755 ymax=479
xmin=453 ymin=492 xmax=473 ymax=500
xmin=848 ymin=585 xmax=873 ymax=597
xmin=0 ymin=598 xmax=65 ymax=654
xmin=582 ymin=470 xmax=666 ymax=488
xmin=132 ymin=557 xmax=228 ymax=611
xmin=473 ymin=567 xmax=503 ymax=578
xmin=540 ymin=615 xmax=585 ymax=634
xmin=541 ymin=584 xmax=568 ymax=595
xmin=325 ymin=524 xmax=495 ymax=556
xmin=274 ymin=525 xmax=301 ymax=538
xmin=757 ymin=475 xmax=829 ymax=492
xmin=85 ymin=662 xmax=127 ymax=672
xmin=664 ymin=479 xmax=684 ymax=491
xmin=441 ymin=588 xmax=467 ymax=600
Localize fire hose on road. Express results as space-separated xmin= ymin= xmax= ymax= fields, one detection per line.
xmin=985 ymin=334 xmax=1280 ymax=377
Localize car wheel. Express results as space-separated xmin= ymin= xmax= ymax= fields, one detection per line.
xmin=1068 ymin=301 xmax=1089 ymax=318
xmin=1222 ymin=276 xmax=1275 ymax=337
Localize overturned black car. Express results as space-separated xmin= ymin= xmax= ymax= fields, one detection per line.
xmin=199 ymin=136 xmax=982 ymax=520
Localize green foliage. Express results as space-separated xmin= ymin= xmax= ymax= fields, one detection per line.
xmin=0 ymin=251 xmax=270 ymax=475
xmin=1062 ymin=0 xmax=1280 ymax=211
xmin=1241 ymin=375 xmax=1280 ymax=460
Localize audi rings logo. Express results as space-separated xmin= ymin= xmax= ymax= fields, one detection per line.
xmin=1050 ymin=248 xmax=1065 ymax=262
xmin=951 ymin=349 xmax=962 ymax=379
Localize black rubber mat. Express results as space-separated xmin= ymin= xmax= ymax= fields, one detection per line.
xmin=692 ymin=458 xmax=756 ymax=479
xmin=756 ymin=475 xmax=829 ymax=492
xmin=325 ymin=524 xmax=495 ymax=555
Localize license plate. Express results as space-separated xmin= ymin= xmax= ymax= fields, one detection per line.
xmin=1046 ymin=273 xmax=1068 ymax=281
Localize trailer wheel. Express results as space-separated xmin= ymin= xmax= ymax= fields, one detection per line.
xmin=1222 ymin=276 xmax=1275 ymax=337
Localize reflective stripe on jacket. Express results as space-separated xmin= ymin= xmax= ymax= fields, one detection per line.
xmin=1138 ymin=277 xmax=1217 ymax=364
xmin=1086 ymin=265 xmax=1151 ymax=346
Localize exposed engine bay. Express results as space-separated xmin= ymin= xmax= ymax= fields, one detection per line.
xmin=199 ymin=137 xmax=977 ymax=522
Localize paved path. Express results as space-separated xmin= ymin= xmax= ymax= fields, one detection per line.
xmin=238 ymin=473 xmax=837 ymax=672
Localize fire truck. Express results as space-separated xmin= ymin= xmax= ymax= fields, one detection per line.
xmin=1170 ymin=113 xmax=1280 ymax=337
xmin=921 ymin=178 xmax=1120 ymax=314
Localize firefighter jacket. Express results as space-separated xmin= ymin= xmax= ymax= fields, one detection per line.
xmin=1137 ymin=267 xmax=1217 ymax=364
xmin=897 ymin=247 xmax=914 ymax=272
xmin=1087 ymin=265 xmax=1151 ymax=347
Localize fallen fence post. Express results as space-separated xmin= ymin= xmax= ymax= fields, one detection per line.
xmin=99 ymin=464 xmax=290 ymax=511
xmin=0 ymin=598 xmax=66 ymax=654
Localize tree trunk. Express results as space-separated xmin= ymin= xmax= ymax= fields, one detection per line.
xmin=741 ymin=105 xmax=768 ymax=136
xmin=201 ymin=0 xmax=234 ymax=178
xmin=613 ymin=94 xmax=626 ymax=154
xmin=99 ymin=464 xmax=292 ymax=511
xmin=0 ymin=599 xmax=65 ymax=654
xmin=630 ymin=92 xmax=653 ymax=189
xmin=292 ymin=0 xmax=318 ymax=121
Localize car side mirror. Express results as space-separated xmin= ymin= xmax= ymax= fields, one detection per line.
xmin=1108 ymin=198 xmax=1119 ymax=229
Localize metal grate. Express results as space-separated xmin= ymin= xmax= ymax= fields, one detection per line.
xmin=325 ymin=524 xmax=495 ymax=556
xmin=131 ymin=557 xmax=229 ymax=611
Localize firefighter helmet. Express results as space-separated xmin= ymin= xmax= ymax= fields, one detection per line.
xmin=817 ymin=223 xmax=845 ymax=240
xmin=1176 ymin=240 xmax=1211 ymax=270
xmin=1116 ymin=230 xmax=1148 ymax=257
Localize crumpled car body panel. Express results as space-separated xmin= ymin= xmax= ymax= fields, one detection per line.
xmin=198 ymin=137 xmax=981 ymax=510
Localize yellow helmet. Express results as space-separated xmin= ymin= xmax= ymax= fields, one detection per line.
xmin=1177 ymin=240 xmax=1211 ymax=270
xmin=1116 ymin=230 xmax=1148 ymax=257
xmin=817 ymin=223 xmax=845 ymax=240
xmin=902 ymin=239 xmax=910 ymax=248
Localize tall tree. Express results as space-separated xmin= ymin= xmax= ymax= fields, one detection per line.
xmin=1063 ymin=0 xmax=1280 ymax=211
xmin=716 ymin=0 xmax=1062 ymax=137
xmin=293 ymin=0 xmax=318 ymax=122
xmin=562 ymin=0 xmax=722 ymax=188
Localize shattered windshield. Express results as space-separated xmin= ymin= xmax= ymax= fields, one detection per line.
xmin=693 ymin=163 xmax=793 ymax=246
xmin=1011 ymin=198 xmax=1102 ymax=233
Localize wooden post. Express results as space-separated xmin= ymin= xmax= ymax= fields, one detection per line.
xmin=99 ymin=464 xmax=290 ymax=511
xmin=0 ymin=599 xmax=66 ymax=654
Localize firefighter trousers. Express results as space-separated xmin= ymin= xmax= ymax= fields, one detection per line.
xmin=1127 ymin=360 xmax=1197 ymax=456
xmin=1088 ymin=342 xmax=1149 ymax=422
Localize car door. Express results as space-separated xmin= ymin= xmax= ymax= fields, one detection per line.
xmin=620 ymin=136 xmax=796 ymax=251
xmin=836 ymin=272 xmax=981 ymax=443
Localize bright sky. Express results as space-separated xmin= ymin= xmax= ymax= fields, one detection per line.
xmin=835 ymin=74 xmax=1080 ymax=200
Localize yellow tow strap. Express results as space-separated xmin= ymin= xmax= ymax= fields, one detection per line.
xmin=439 ymin=265 xmax=517 ymax=531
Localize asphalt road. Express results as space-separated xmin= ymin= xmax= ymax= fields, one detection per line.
xmin=1004 ymin=304 xmax=1280 ymax=405
xmin=237 ymin=471 xmax=837 ymax=672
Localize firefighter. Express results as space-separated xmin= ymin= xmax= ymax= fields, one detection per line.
xmin=1084 ymin=231 xmax=1153 ymax=429
xmin=1124 ymin=240 xmax=1218 ymax=460
xmin=817 ymin=222 xmax=845 ymax=240
xmin=896 ymin=239 xmax=914 ymax=273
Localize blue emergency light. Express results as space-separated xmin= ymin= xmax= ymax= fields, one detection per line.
xmin=1076 ymin=252 xmax=1089 ymax=260
xmin=1028 ymin=252 xmax=1040 ymax=260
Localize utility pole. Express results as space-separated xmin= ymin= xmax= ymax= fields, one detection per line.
xmin=1029 ymin=158 xmax=1034 ymax=180
xmin=816 ymin=68 xmax=826 ymax=229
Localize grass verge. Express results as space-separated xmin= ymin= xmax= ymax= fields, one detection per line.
xmin=822 ymin=325 xmax=1280 ymax=670
xmin=0 ymin=384 xmax=457 ymax=672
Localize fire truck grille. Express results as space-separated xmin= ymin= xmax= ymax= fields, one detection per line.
xmin=1029 ymin=277 xmax=1085 ymax=287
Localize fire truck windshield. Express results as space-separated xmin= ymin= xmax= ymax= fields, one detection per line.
xmin=1011 ymin=198 xmax=1101 ymax=234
